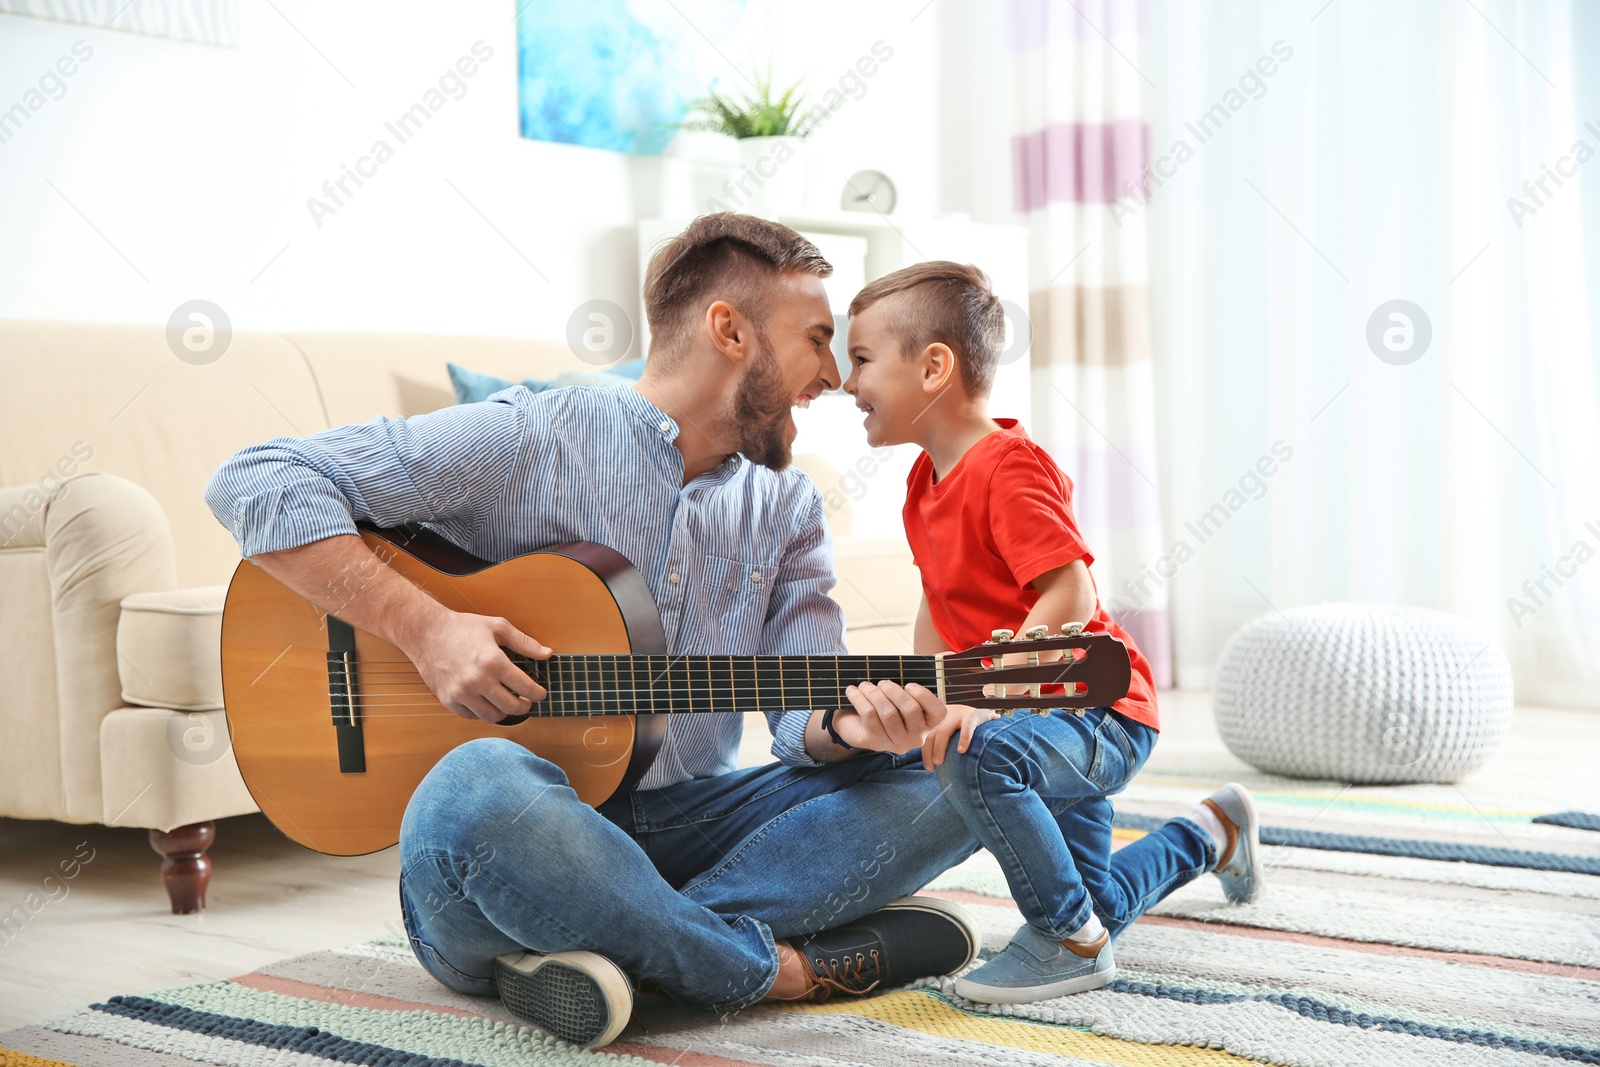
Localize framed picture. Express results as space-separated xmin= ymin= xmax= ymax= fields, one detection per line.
xmin=515 ymin=0 xmax=766 ymax=155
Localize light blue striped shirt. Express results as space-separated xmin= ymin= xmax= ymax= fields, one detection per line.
xmin=204 ymin=384 xmax=845 ymax=789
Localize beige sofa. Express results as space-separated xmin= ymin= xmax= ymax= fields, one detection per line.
xmin=0 ymin=319 xmax=918 ymax=913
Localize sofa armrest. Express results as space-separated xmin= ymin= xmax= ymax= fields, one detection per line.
xmin=117 ymin=585 xmax=227 ymax=711
xmin=0 ymin=473 xmax=176 ymax=823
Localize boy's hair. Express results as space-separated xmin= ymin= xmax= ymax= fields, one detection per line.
xmin=848 ymin=261 xmax=1005 ymax=398
xmin=643 ymin=213 xmax=833 ymax=363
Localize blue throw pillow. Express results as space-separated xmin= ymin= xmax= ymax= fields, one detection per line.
xmin=446 ymin=358 xmax=646 ymax=405
xmin=446 ymin=363 xmax=543 ymax=404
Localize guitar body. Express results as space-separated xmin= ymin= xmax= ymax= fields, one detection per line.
xmin=221 ymin=526 xmax=666 ymax=856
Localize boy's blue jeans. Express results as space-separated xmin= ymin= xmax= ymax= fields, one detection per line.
xmin=398 ymin=737 xmax=980 ymax=1013
xmin=935 ymin=707 xmax=1214 ymax=940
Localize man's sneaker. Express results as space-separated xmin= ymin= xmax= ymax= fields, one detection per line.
xmin=954 ymin=924 xmax=1115 ymax=1004
xmin=493 ymin=949 xmax=632 ymax=1049
xmin=786 ymin=895 xmax=980 ymax=1000
xmin=1201 ymin=782 xmax=1266 ymax=904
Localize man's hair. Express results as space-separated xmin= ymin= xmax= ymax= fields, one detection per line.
xmin=848 ymin=261 xmax=1005 ymax=398
xmin=642 ymin=213 xmax=833 ymax=361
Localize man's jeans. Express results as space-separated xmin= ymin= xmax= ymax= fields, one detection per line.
xmin=398 ymin=738 xmax=979 ymax=1012
xmin=935 ymin=707 xmax=1213 ymax=941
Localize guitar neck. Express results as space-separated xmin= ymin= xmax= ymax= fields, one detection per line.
xmin=506 ymin=653 xmax=941 ymax=716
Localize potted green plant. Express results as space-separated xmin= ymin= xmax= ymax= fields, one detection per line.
xmin=681 ymin=69 xmax=820 ymax=216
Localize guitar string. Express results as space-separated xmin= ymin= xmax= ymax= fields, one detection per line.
xmin=315 ymin=688 xmax=1035 ymax=705
xmin=316 ymin=683 xmax=1085 ymax=712
xmin=320 ymin=690 xmax=1084 ymax=711
xmin=319 ymin=678 xmax=1078 ymax=699
xmin=320 ymin=654 xmax=1082 ymax=668
xmin=316 ymin=687 xmax=1081 ymax=703
xmin=316 ymin=687 xmax=1029 ymax=704
xmin=313 ymin=653 xmax=1083 ymax=679
xmin=318 ymin=648 xmax=1089 ymax=666
xmin=316 ymin=658 xmax=1080 ymax=676
xmin=323 ymin=671 xmax=1078 ymax=689
xmin=319 ymin=682 xmax=1077 ymax=696
xmin=314 ymin=704 xmax=1087 ymax=719
xmin=311 ymin=698 xmax=1083 ymax=716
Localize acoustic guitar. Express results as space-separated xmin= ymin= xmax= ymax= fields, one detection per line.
xmin=221 ymin=523 xmax=1131 ymax=855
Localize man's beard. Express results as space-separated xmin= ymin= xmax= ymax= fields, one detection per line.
xmin=728 ymin=334 xmax=794 ymax=471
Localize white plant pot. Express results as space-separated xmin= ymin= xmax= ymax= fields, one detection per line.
xmin=729 ymin=135 xmax=807 ymax=218
xmin=664 ymin=129 xmax=739 ymax=166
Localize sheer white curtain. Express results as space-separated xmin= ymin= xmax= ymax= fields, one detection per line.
xmin=1143 ymin=0 xmax=1600 ymax=706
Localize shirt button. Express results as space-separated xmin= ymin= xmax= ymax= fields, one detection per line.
xmin=750 ymin=571 xmax=762 ymax=583
xmin=658 ymin=420 xmax=671 ymax=433
xmin=669 ymin=572 xmax=681 ymax=584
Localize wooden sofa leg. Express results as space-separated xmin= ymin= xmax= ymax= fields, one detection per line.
xmin=149 ymin=821 xmax=216 ymax=914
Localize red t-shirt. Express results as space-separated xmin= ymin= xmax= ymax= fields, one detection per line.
xmin=902 ymin=419 xmax=1159 ymax=731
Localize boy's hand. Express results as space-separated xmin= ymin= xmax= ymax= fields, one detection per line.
xmin=922 ymin=704 xmax=999 ymax=770
xmin=834 ymin=680 xmax=948 ymax=753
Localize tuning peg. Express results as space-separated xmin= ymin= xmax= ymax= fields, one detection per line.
xmin=1060 ymin=622 xmax=1085 ymax=637
xmin=988 ymin=628 xmax=1015 ymax=643
xmin=1022 ymin=625 xmax=1049 ymax=640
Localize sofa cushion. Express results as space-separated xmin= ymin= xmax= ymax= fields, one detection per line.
xmin=281 ymin=332 xmax=583 ymax=424
xmin=844 ymin=624 xmax=916 ymax=655
xmin=0 ymin=320 xmax=331 ymax=589
xmin=829 ymin=537 xmax=920 ymax=633
xmin=117 ymin=586 xmax=227 ymax=711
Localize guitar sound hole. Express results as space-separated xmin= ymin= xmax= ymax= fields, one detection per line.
xmin=496 ymin=713 xmax=531 ymax=727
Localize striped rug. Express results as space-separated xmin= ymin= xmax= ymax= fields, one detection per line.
xmin=4 ymin=770 xmax=1598 ymax=1067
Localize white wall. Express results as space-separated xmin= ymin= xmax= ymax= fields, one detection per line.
xmin=935 ymin=0 xmax=1020 ymax=228
xmin=0 ymin=1 xmax=942 ymax=342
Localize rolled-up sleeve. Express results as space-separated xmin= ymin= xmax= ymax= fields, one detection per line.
xmin=204 ymin=388 xmax=528 ymax=559
xmin=760 ymin=487 xmax=848 ymax=767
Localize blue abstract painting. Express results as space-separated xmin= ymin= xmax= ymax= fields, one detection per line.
xmin=516 ymin=0 xmax=756 ymax=155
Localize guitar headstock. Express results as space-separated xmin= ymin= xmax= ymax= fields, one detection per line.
xmin=941 ymin=628 xmax=1132 ymax=711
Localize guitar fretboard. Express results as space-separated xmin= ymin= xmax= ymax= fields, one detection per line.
xmin=504 ymin=653 xmax=941 ymax=716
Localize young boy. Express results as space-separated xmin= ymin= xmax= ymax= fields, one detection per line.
xmin=839 ymin=262 xmax=1265 ymax=1004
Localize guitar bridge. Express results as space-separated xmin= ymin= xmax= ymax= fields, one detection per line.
xmin=327 ymin=616 xmax=366 ymax=773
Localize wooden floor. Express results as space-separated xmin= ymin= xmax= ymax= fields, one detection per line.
xmin=2 ymin=692 xmax=1595 ymax=1028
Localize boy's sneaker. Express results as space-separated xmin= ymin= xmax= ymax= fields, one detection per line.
xmin=954 ymin=924 xmax=1115 ymax=1004
xmin=787 ymin=895 xmax=980 ymax=1000
xmin=493 ymin=949 xmax=632 ymax=1049
xmin=1201 ymin=782 xmax=1266 ymax=904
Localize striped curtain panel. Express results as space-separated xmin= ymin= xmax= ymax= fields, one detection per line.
xmin=1011 ymin=0 xmax=1170 ymax=685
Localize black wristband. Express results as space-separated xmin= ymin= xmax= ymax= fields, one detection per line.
xmin=820 ymin=707 xmax=857 ymax=751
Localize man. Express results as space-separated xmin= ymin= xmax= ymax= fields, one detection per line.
xmin=205 ymin=213 xmax=979 ymax=1050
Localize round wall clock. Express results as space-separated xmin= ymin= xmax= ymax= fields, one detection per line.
xmin=842 ymin=170 xmax=897 ymax=214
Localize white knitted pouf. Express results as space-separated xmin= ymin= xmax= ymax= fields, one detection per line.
xmin=1213 ymin=603 xmax=1513 ymax=784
